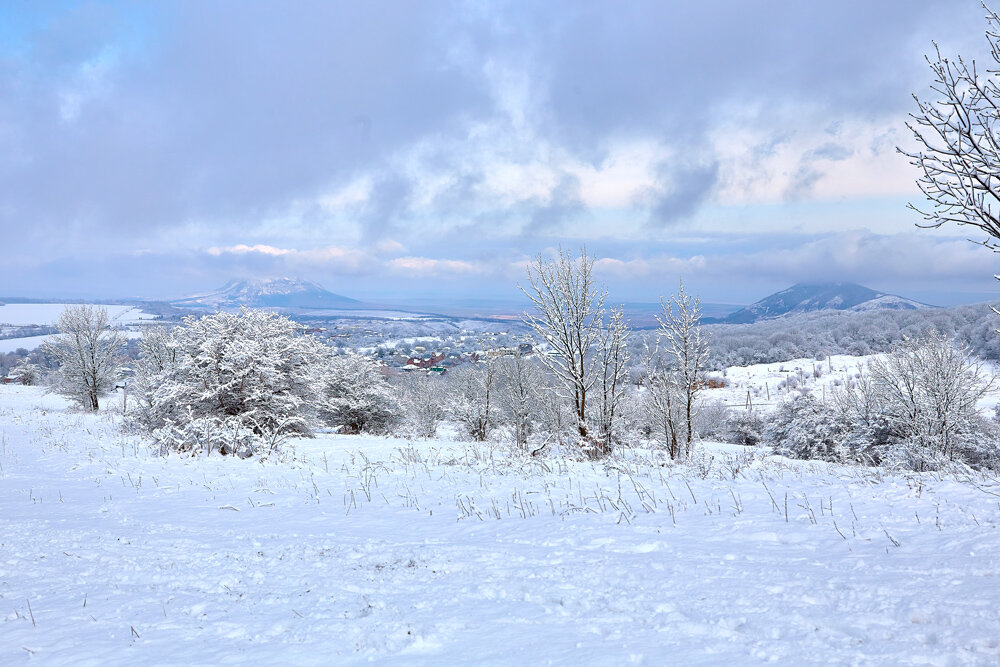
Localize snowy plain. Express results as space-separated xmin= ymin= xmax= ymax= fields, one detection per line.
xmin=1 ymin=383 xmax=999 ymax=665
xmin=0 ymin=304 xmax=153 ymax=328
xmin=0 ymin=305 xmax=154 ymax=354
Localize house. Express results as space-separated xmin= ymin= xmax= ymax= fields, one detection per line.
xmin=404 ymin=352 xmax=446 ymax=369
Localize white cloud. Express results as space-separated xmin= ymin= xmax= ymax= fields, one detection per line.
xmin=387 ymin=256 xmax=482 ymax=276
xmin=207 ymin=244 xmax=295 ymax=256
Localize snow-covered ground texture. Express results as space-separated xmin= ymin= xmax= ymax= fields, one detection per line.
xmin=0 ymin=304 xmax=153 ymax=327
xmin=2 ymin=386 xmax=999 ymax=665
xmin=0 ymin=305 xmax=154 ymax=353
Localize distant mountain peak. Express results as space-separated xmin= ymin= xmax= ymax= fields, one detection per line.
xmin=721 ymin=282 xmax=934 ymax=324
xmin=172 ymin=277 xmax=358 ymax=310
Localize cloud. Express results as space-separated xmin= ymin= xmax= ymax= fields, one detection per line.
xmin=387 ymin=256 xmax=481 ymax=276
xmin=203 ymin=243 xmax=374 ymax=275
xmin=207 ymin=244 xmax=294 ymax=257
xmin=645 ymin=161 xmax=720 ymax=227
xmin=2 ymin=1 xmax=994 ymax=299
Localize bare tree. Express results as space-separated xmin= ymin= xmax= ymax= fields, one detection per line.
xmin=8 ymin=359 xmax=42 ymax=386
xmin=655 ymin=281 xmax=710 ymax=459
xmin=496 ymin=350 xmax=541 ymax=451
xmin=520 ymin=247 xmax=607 ymax=451
xmin=595 ymin=305 xmax=630 ymax=446
xmin=841 ymin=331 xmax=994 ymax=466
xmin=44 ymin=305 xmax=127 ymax=411
xmin=398 ymin=373 xmax=447 ymax=439
xmin=641 ymin=341 xmax=683 ymax=458
xmin=901 ymin=5 xmax=1000 ymax=251
xmin=447 ymin=358 xmax=498 ymax=441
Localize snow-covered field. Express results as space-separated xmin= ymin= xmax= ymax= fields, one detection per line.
xmin=0 ymin=305 xmax=153 ymax=353
xmin=705 ymin=354 xmax=873 ymax=413
xmin=2 ymin=385 xmax=999 ymax=665
xmin=0 ymin=304 xmax=153 ymax=327
xmin=0 ymin=331 xmax=144 ymax=355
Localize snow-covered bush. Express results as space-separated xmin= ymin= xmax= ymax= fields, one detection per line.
xmin=726 ymin=409 xmax=765 ymax=447
xmin=128 ymin=308 xmax=330 ymax=456
xmin=319 ymin=353 xmax=399 ymax=435
xmin=764 ymin=395 xmax=849 ymax=462
xmin=126 ymin=325 xmax=179 ymax=434
xmin=446 ymin=362 xmax=497 ymax=442
xmin=693 ymin=400 xmax=729 ymax=440
xmin=397 ymin=373 xmax=447 ymax=439
xmin=495 ymin=352 xmax=541 ymax=451
xmin=836 ymin=331 xmax=996 ymax=469
xmin=8 ymin=360 xmax=42 ymax=386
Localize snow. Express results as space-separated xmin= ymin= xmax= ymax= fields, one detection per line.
xmin=849 ymin=295 xmax=927 ymax=312
xmin=2 ymin=384 xmax=1000 ymax=664
xmin=0 ymin=331 xmax=143 ymax=354
xmin=705 ymin=355 xmax=871 ymax=412
xmin=0 ymin=304 xmax=153 ymax=327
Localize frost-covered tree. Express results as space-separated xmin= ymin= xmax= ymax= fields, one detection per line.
xmin=397 ymin=373 xmax=447 ymax=439
xmin=655 ymin=281 xmax=710 ymax=459
xmin=764 ymin=395 xmax=849 ymax=462
xmin=446 ymin=360 xmax=497 ymax=442
xmin=319 ymin=353 xmax=399 ymax=435
xmin=595 ymin=306 xmax=630 ymax=446
xmin=44 ymin=305 xmax=127 ymax=411
xmin=130 ymin=308 xmax=329 ymax=456
xmin=902 ymin=6 xmax=1000 ymax=253
xmin=496 ymin=351 xmax=541 ymax=451
xmin=838 ymin=331 xmax=994 ymax=467
xmin=8 ymin=359 xmax=42 ymax=386
xmin=127 ymin=325 xmax=179 ymax=434
xmin=640 ymin=341 xmax=685 ymax=458
xmin=520 ymin=248 xmax=606 ymax=448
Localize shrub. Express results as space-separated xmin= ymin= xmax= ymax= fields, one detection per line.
xmin=764 ymin=395 xmax=849 ymax=462
xmin=128 ymin=308 xmax=329 ymax=456
xmin=727 ymin=410 xmax=765 ymax=447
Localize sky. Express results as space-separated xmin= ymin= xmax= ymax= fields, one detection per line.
xmin=2 ymin=0 xmax=999 ymax=306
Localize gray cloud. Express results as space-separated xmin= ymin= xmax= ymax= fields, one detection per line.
xmin=356 ymin=172 xmax=413 ymax=242
xmin=646 ymin=161 xmax=720 ymax=227
xmin=0 ymin=0 xmax=992 ymax=299
xmin=525 ymin=172 xmax=586 ymax=235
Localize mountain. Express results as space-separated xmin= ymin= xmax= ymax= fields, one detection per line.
xmin=172 ymin=278 xmax=359 ymax=310
xmin=719 ymin=282 xmax=934 ymax=324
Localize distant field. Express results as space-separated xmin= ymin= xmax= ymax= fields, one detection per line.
xmin=0 ymin=304 xmax=154 ymax=327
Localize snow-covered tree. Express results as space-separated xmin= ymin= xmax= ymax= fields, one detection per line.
xmin=838 ymin=331 xmax=994 ymax=468
xmin=519 ymin=248 xmax=608 ymax=456
xmin=130 ymin=308 xmax=329 ymax=456
xmin=595 ymin=306 xmax=630 ymax=447
xmin=8 ymin=359 xmax=42 ymax=386
xmin=44 ymin=305 xmax=127 ymax=411
xmin=446 ymin=360 xmax=497 ymax=442
xmin=127 ymin=325 xmax=179 ymax=434
xmin=653 ymin=281 xmax=710 ymax=459
xmin=397 ymin=373 xmax=447 ymax=439
xmin=902 ymin=6 xmax=1000 ymax=253
xmin=320 ymin=353 xmax=399 ymax=435
xmin=640 ymin=341 xmax=685 ymax=458
xmin=726 ymin=409 xmax=765 ymax=447
xmin=496 ymin=351 xmax=541 ymax=451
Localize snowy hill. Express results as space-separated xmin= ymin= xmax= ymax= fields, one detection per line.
xmin=172 ymin=278 xmax=359 ymax=310
xmin=721 ymin=282 xmax=933 ymax=324
xmin=3 ymin=381 xmax=1000 ymax=663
